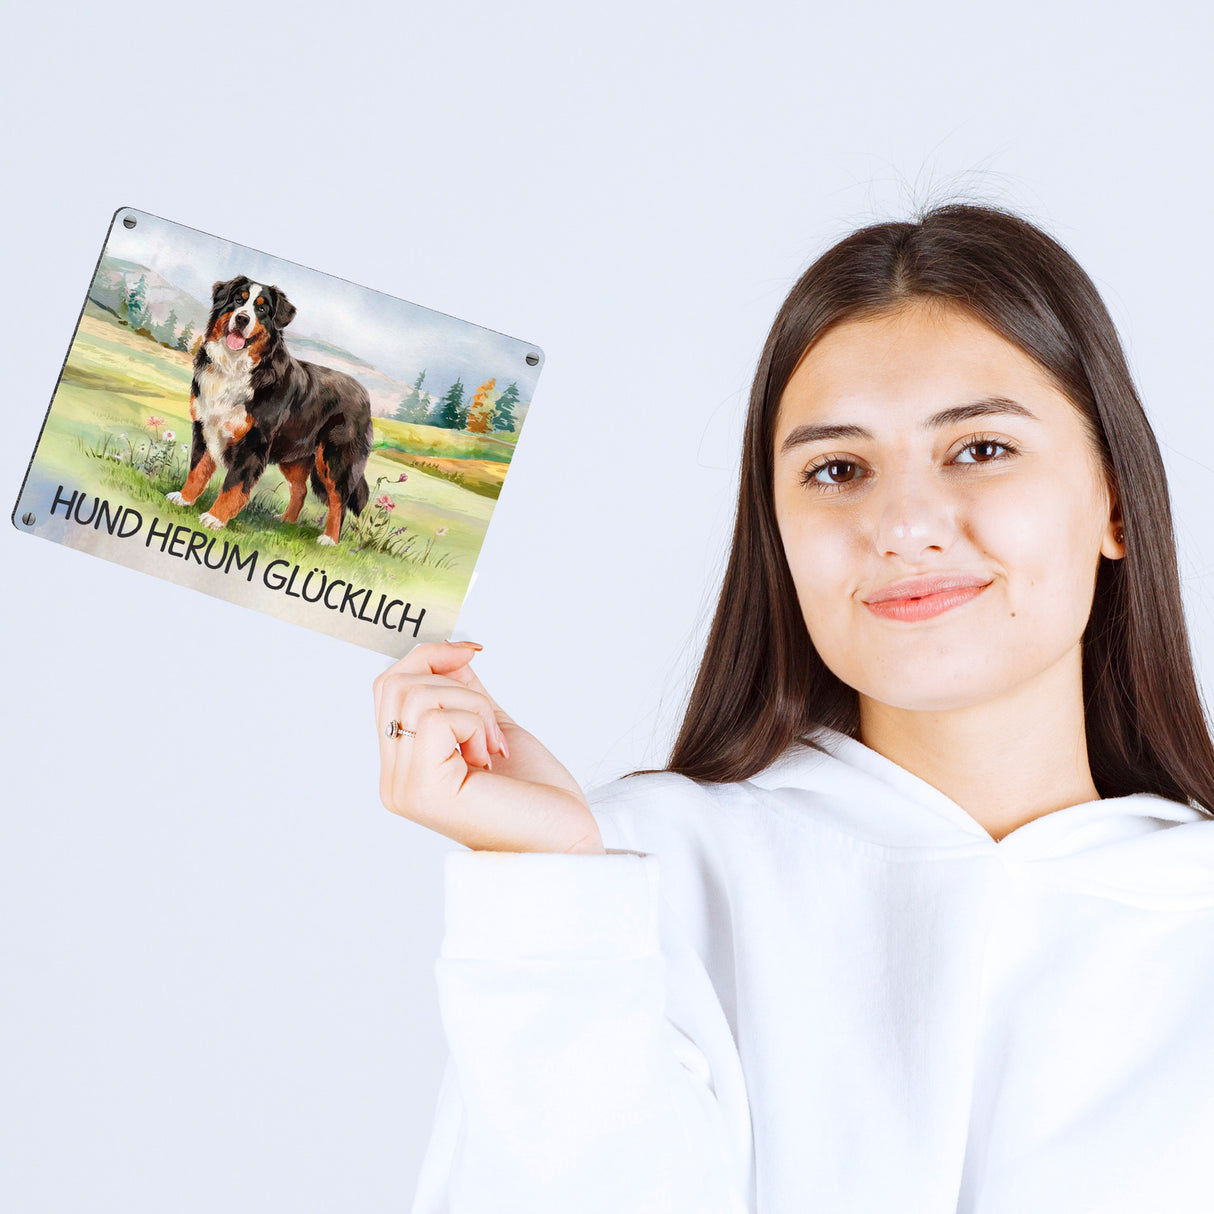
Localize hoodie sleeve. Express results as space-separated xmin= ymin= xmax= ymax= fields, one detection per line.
xmin=408 ymin=844 xmax=753 ymax=1214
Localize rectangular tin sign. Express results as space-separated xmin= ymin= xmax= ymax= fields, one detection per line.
xmin=12 ymin=207 xmax=544 ymax=656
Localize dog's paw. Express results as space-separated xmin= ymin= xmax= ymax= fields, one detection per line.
xmin=317 ymin=534 xmax=337 ymax=547
xmin=198 ymin=512 xmax=226 ymax=530
xmin=166 ymin=491 xmax=189 ymax=506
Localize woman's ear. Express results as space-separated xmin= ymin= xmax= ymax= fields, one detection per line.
xmin=1101 ymin=485 xmax=1126 ymax=561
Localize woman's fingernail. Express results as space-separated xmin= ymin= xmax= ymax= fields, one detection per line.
xmin=449 ymin=640 xmax=483 ymax=649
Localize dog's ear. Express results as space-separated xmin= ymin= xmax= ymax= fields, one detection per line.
xmin=271 ymin=287 xmax=296 ymax=329
xmin=212 ymin=276 xmax=245 ymax=305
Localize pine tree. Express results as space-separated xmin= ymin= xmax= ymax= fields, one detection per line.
xmin=466 ymin=377 xmax=497 ymax=433
xmin=161 ymin=308 xmax=179 ymax=346
xmin=492 ymin=381 xmax=520 ymax=431
xmin=434 ymin=378 xmax=467 ymax=429
xmin=128 ymin=275 xmax=148 ymax=331
xmin=395 ymin=395 xmax=433 ymax=424
xmin=177 ymin=319 xmax=196 ymax=353
xmin=394 ymin=368 xmax=431 ymax=423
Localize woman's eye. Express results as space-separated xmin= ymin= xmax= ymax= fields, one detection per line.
xmin=800 ymin=459 xmax=862 ymax=490
xmin=954 ymin=438 xmax=1014 ymax=463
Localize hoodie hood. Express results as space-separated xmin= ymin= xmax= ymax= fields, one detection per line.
xmin=744 ymin=725 xmax=1214 ymax=911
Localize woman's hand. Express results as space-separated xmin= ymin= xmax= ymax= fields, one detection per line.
xmin=373 ymin=640 xmax=605 ymax=854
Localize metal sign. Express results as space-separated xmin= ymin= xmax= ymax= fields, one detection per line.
xmin=12 ymin=207 xmax=544 ymax=656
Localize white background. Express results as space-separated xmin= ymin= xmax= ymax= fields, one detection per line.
xmin=2 ymin=2 xmax=1212 ymax=1209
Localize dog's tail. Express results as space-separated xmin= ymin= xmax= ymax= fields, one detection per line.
xmin=347 ymin=476 xmax=369 ymax=517
xmin=308 ymin=465 xmax=368 ymax=515
xmin=345 ymin=410 xmax=373 ymax=516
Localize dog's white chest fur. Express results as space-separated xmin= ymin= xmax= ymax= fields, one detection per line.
xmin=197 ymin=341 xmax=254 ymax=463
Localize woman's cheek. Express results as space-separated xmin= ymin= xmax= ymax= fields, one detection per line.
xmin=963 ymin=479 xmax=1041 ymax=572
xmin=788 ymin=526 xmax=856 ymax=636
xmin=971 ymin=479 xmax=1089 ymax=639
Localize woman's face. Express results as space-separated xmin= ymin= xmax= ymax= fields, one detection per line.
xmin=771 ymin=300 xmax=1125 ymax=714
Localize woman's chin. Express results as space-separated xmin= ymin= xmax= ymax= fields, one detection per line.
xmin=855 ymin=673 xmax=1014 ymax=716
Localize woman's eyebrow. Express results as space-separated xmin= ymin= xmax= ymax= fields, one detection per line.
xmin=777 ymin=396 xmax=1040 ymax=456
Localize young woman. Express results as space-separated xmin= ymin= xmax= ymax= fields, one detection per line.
xmin=374 ymin=203 xmax=1214 ymax=1213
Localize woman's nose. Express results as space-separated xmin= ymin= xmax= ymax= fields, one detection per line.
xmin=870 ymin=464 xmax=957 ymax=561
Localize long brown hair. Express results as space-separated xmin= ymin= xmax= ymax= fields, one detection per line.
xmin=640 ymin=202 xmax=1214 ymax=813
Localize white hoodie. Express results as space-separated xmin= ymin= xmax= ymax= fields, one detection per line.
xmin=409 ymin=725 xmax=1214 ymax=1213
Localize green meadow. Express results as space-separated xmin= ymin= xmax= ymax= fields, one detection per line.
xmin=30 ymin=301 xmax=517 ymax=611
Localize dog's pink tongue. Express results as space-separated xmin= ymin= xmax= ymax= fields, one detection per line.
xmin=226 ymin=333 xmax=246 ymax=351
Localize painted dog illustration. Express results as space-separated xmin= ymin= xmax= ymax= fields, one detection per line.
xmin=167 ymin=276 xmax=372 ymax=545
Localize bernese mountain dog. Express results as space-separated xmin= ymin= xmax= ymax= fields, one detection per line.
xmin=167 ymin=275 xmax=372 ymax=545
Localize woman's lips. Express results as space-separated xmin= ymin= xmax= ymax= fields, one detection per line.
xmin=864 ymin=583 xmax=988 ymax=621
